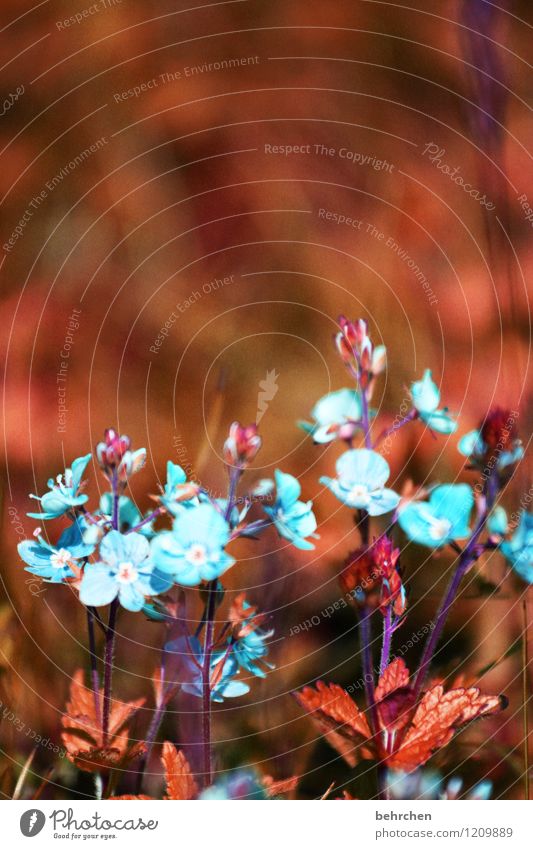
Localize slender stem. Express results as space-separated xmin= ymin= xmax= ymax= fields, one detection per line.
xmin=412 ymin=473 xmax=498 ymax=699
xmin=101 ymin=472 xmax=121 ymax=746
xmin=374 ymin=409 xmax=418 ymax=447
xmin=201 ymin=581 xmax=217 ymax=788
xmin=127 ymin=507 xmax=163 ymax=534
xmin=86 ymin=608 xmax=101 ymax=728
xmin=229 ymin=517 xmax=272 ymax=540
xmin=102 ymin=599 xmax=118 ymax=745
xmin=359 ymin=606 xmax=385 ymax=800
xmin=111 ymin=471 xmax=120 ymax=530
xmin=199 ymin=467 xmax=241 ymax=788
xmin=90 ymin=606 xmax=108 ymax=637
xmin=136 ymin=651 xmax=168 ymax=794
xmin=359 ymin=509 xmax=370 ymax=546
xmin=360 ymin=385 xmax=372 ymax=449
xmin=522 ymin=594 xmax=530 ymax=801
xmin=359 ymin=607 xmax=379 ymax=735
xmin=380 ymin=607 xmax=393 ymax=675
xmin=225 ymin=467 xmax=241 ymax=522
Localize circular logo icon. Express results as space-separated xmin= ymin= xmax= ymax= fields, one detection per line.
xmin=20 ymin=809 xmax=46 ymax=837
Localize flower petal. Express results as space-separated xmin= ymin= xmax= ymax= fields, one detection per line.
xmin=79 ymin=564 xmax=118 ymax=607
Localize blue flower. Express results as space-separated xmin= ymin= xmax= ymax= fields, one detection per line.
xmin=410 ymin=370 xmax=457 ymax=434
xmin=79 ymin=530 xmax=171 ymax=611
xmin=150 ymin=503 xmax=235 ymax=586
xmin=159 ymin=461 xmax=201 ymax=516
xmin=27 ymin=454 xmax=92 ymax=520
xmin=387 ymin=769 xmax=492 ymax=800
xmin=263 ymin=470 xmax=318 ymax=549
xmin=231 ymin=601 xmax=274 ymax=678
xmin=300 ymin=388 xmax=362 ymax=443
xmin=398 ymin=484 xmax=473 ymax=548
xmin=18 ymin=517 xmax=95 ymax=583
xmin=165 ymin=636 xmax=250 ymax=702
xmin=200 ymin=769 xmax=268 ymax=800
xmin=501 ymin=512 xmax=533 ymax=583
xmin=320 ymin=449 xmax=400 ymax=516
xmin=464 ymin=781 xmax=493 ymax=801
xmin=487 ymin=505 xmax=508 ymax=536
xmin=458 ymin=429 xmax=523 ymax=469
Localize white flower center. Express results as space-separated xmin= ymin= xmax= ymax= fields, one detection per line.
xmin=185 ymin=543 xmax=208 ymax=566
xmin=116 ymin=560 xmax=138 ymax=583
xmin=428 ymin=517 xmax=452 ymax=540
xmin=50 ymin=548 xmax=72 ymax=569
xmin=349 ymin=484 xmax=370 ymax=504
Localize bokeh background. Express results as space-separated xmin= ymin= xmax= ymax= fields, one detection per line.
xmin=0 ymin=0 xmax=531 ymax=799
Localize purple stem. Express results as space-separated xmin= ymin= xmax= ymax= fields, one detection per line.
xmin=102 ymin=473 xmax=120 ymax=744
xmin=359 ymin=606 xmax=386 ymax=800
xmin=359 ymin=508 xmax=370 ymax=546
xmin=201 ymin=583 xmax=217 ymax=787
xmin=225 ymin=467 xmax=241 ymax=523
xmin=412 ymin=474 xmax=498 ymax=699
xmin=127 ymin=507 xmax=163 ymax=534
xmin=136 ymin=652 xmax=168 ymax=793
xmin=111 ymin=471 xmax=120 ymax=530
xmin=360 ymin=384 xmax=372 ymax=449
xmin=359 ymin=608 xmax=379 ymax=735
xmin=200 ymin=467 xmax=242 ymax=788
xmin=379 ymin=606 xmax=393 ymax=675
xmin=374 ymin=409 xmax=418 ymax=447
xmin=86 ymin=608 xmax=101 ymax=728
xmin=230 ymin=517 xmax=272 ymax=540
xmin=102 ymin=599 xmax=118 ymax=745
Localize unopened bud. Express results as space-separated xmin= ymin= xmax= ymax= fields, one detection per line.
xmin=223 ymin=422 xmax=262 ymax=467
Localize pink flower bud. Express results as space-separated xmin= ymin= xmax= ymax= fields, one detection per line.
xmin=223 ymin=422 xmax=262 ymax=467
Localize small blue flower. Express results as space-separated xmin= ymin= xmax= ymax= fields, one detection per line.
xmin=387 ymin=769 xmax=492 ymax=800
xmin=200 ymin=769 xmax=268 ymax=800
xmin=458 ymin=429 xmax=523 ymax=469
xmin=27 ymin=454 xmax=92 ymax=520
xmin=410 ymin=370 xmax=457 ymax=434
xmin=18 ymin=517 xmax=95 ymax=583
xmin=165 ymin=636 xmax=250 ymax=702
xmin=79 ymin=530 xmax=171 ymax=611
xmin=263 ymin=470 xmax=318 ymax=550
xmin=441 ymin=775 xmax=492 ymax=800
xmin=231 ymin=602 xmax=274 ymax=678
xmin=386 ymin=769 xmax=443 ymax=800
xmin=398 ymin=484 xmax=473 ymax=548
xmin=320 ymin=449 xmax=400 ymax=516
xmin=300 ymin=389 xmax=362 ymax=443
xmin=150 ymin=503 xmax=235 ymax=586
xmin=501 ymin=512 xmax=533 ymax=583
xmin=487 ymin=505 xmax=508 ymax=536
xmin=159 ymin=461 xmax=201 ymax=516
xmin=465 ymin=781 xmax=493 ymax=801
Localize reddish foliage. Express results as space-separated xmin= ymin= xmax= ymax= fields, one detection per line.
xmin=296 ymin=662 xmax=505 ymax=772
xmin=61 ymin=670 xmax=145 ymax=773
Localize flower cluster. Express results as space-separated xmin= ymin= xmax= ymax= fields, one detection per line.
xmin=15 ymin=313 xmax=531 ymax=800
xmin=17 ymin=418 xmax=317 ymax=795
xmin=295 ymin=315 xmax=529 ymax=798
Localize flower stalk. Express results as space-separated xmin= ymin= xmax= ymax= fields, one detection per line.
xmin=412 ymin=473 xmax=498 ymax=699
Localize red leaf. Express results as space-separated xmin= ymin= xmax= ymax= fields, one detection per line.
xmin=375 ymin=659 xmax=410 ymax=701
xmin=295 ymin=682 xmax=372 ymax=766
xmin=388 ymin=685 xmax=505 ymax=771
xmin=61 ymin=669 xmax=145 ymax=773
xmin=162 ymin=742 xmax=198 ymax=800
